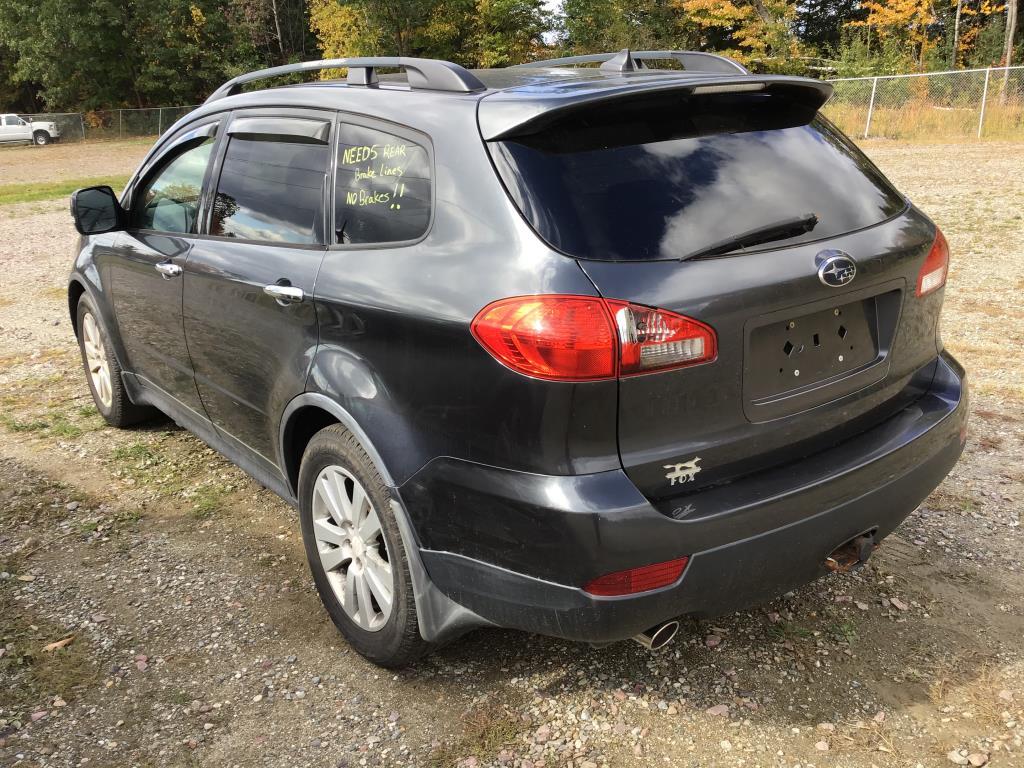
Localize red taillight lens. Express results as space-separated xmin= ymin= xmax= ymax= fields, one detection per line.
xmin=583 ymin=557 xmax=689 ymax=596
xmin=607 ymin=300 xmax=717 ymax=375
xmin=472 ymin=295 xmax=717 ymax=381
xmin=916 ymin=228 xmax=949 ymax=297
xmin=470 ymin=296 xmax=617 ymax=381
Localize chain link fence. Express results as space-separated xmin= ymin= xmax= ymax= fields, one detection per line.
xmin=12 ymin=67 xmax=1024 ymax=146
xmin=17 ymin=106 xmax=200 ymax=144
xmin=824 ymin=66 xmax=1024 ymax=140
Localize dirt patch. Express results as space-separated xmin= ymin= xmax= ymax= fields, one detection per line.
xmin=0 ymin=140 xmax=150 ymax=187
xmin=0 ymin=141 xmax=1022 ymax=767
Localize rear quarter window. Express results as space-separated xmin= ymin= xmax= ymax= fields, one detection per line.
xmin=334 ymin=124 xmax=431 ymax=245
xmin=489 ymin=92 xmax=906 ymax=262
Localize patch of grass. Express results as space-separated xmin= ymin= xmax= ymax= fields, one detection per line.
xmin=186 ymin=484 xmax=228 ymax=520
xmin=768 ymin=621 xmax=814 ymax=641
xmin=48 ymin=414 xmax=83 ymax=439
xmin=169 ymin=690 xmax=191 ymax=706
xmin=116 ymin=506 xmax=144 ymax=524
xmin=0 ymin=407 xmax=95 ymax=440
xmin=0 ymin=586 xmax=98 ymax=718
xmin=828 ymin=619 xmax=859 ymax=645
xmin=0 ymin=347 xmax=73 ymax=369
xmin=426 ymin=705 xmax=522 ymax=768
xmin=0 ymin=414 xmax=50 ymax=433
xmin=78 ymin=519 xmax=101 ymax=534
xmin=38 ymin=286 xmax=68 ymax=301
xmin=0 ymin=175 xmax=130 ymax=206
xmin=111 ymin=441 xmax=158 ymax=464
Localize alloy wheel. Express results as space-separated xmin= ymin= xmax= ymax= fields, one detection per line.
xmin=82 ymin=311 xmax=113 ymax=408
xmin=311 ymin=465 xmax=394 ymax=631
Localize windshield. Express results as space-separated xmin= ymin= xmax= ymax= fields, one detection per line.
xmin=488 ymin=93 xmax=906 ymax=262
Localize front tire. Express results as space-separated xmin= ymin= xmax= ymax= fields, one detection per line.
xmin=75 ymin=295 xmax=154 ymax=427
xmin=33 ymin=131 xmax=50 ymax=146
xmin=298 ymin=425 xmax=431 ymax=667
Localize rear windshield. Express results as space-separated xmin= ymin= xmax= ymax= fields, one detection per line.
xmin=488 ymin=92 xmax=906 ymax=262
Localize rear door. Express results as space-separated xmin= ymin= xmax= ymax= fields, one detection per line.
xmin=487 ymin=87 xmax=944 ymax=503
xmin=183 ymin=109 xmax=332 ymax=465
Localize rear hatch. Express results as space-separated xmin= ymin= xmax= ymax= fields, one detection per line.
xmin=484 ymin=77 xmax=945 ymax=505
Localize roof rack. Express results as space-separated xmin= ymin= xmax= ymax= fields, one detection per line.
xmin=512 ymin=49 xmax=750 ymax=76
xmin=205 ymin=57 xmax=487 ymax=103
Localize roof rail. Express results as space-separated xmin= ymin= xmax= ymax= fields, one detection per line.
xmin=512 ymin=49 xmax=749 ymax=76
xmin=205 ymin=57 xmax=487 ymax=103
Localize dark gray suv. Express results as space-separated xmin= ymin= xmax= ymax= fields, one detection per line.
xmin=68 ymin=51 xmax=967 ymax=667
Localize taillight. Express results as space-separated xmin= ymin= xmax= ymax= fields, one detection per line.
xmin=470 ymin=296 xmax=617 ymax=381
xmin=471 ymin=295 xmax=717 ymax=381
xmin=583 ymin=557 xmax=689 ymax=596
xmin=916 ymin=228 xmax=949 ymax=297
xmin=607 ymin=300 xmax=717 ymax=375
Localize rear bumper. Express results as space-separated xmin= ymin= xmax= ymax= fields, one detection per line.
xmin=399 ymin=352 xmax=966 ymax=644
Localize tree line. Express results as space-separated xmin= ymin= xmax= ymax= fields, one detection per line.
xmin=0 ymin=0 xmax=1019 ymax=112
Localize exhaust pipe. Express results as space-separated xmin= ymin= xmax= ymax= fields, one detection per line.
xmin=825 ymin=531 xmax=878 ymax=573
xmin=632 ymin=620 xmax=680 ymax=651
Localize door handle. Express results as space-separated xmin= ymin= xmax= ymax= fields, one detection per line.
xmin=263 ymin=284 xmax=305 ymax=305
xmin=155 ymin=261 xmax=182 ymax=279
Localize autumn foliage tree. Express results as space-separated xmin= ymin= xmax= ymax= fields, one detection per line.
xmin=675 ymin=0 xmax=805 ymax=71
xmin=0 ymin=0 xmax=1019 ymax=111
xmin=846 ymin=0 xmax=936 ymax=68
xmin=309 ymin=0 xmax=546 ymax=67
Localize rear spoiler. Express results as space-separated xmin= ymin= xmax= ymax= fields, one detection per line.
xmin=478 ymin=74 xmax=833 ymax=141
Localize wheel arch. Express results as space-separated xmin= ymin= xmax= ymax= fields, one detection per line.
xmin=279 ymin=392 xmax=487 ymax=644
xmin=66 ymin=272 xmax=134 ymax=383
xmin=68 ymin=278 xmax=87 ymax=336
xmin=279 ymin=393 xmax=397 ymax=498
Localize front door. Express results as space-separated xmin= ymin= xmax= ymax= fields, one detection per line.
xmin=108 ymin=121 xmax=220 ymax=414
xmin=183 ymin=110 xmax=332 ymax=465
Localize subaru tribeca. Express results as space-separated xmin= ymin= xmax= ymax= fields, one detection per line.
xmin=68 ymin=51 xmax=967 ymax=667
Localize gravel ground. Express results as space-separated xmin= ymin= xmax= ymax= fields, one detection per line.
xmin=0 ymin=140 xmax=1022 ymax=768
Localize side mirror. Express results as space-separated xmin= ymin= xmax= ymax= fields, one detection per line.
xmin=71 ymin=185 xmax=124 ymax=235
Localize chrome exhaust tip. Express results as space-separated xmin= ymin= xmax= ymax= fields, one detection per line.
xmin=632 ymin=620 xmax=680 ymax=651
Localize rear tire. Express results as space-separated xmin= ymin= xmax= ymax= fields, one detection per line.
xmin=75 ymin=295 xmax=155 ymax=427
xmin=298 ymin=424 xmax=431 ymax=667
xmin=33 ymin=131 xmax=50 ymax=146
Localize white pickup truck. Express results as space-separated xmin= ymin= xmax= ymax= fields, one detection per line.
xmin=0 ymin=113 xmax=61 ymax=145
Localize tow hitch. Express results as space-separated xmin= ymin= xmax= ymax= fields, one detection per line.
xmin=825 ymin=532 xmax=878 ymax=573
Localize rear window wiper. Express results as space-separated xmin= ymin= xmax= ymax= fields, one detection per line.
xmin=680 ymin=213 xmax=818 ymax=261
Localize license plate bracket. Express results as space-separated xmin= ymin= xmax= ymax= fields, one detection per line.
xmin=743 ymin=286 xmax=902 ymax=422
xmin=749 ymin=298 xmax=878 ymax=401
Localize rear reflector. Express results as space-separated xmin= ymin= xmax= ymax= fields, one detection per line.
xmin=471 ymin=295 xmax=716 ymax=381
xmin=916 ymin=228 xmax=949 ymax=297
xmin=583 ymin=557 xmax=690 ymax=596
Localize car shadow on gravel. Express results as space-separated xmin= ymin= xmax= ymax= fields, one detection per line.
xmin=410 ymin=555 xmax=1018 ymax=733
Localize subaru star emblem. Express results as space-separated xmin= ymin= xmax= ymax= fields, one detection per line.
xmin=816 ymin=250 xmax=857 ymax=287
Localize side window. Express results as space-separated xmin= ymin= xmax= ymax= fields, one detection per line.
xmin=210 ymin=134 xmax=329 ymax=245
xmin=131 ymin=137 xmax=215 ymax=233
xmin=334 ymin=124 xmax=431 ymax=245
